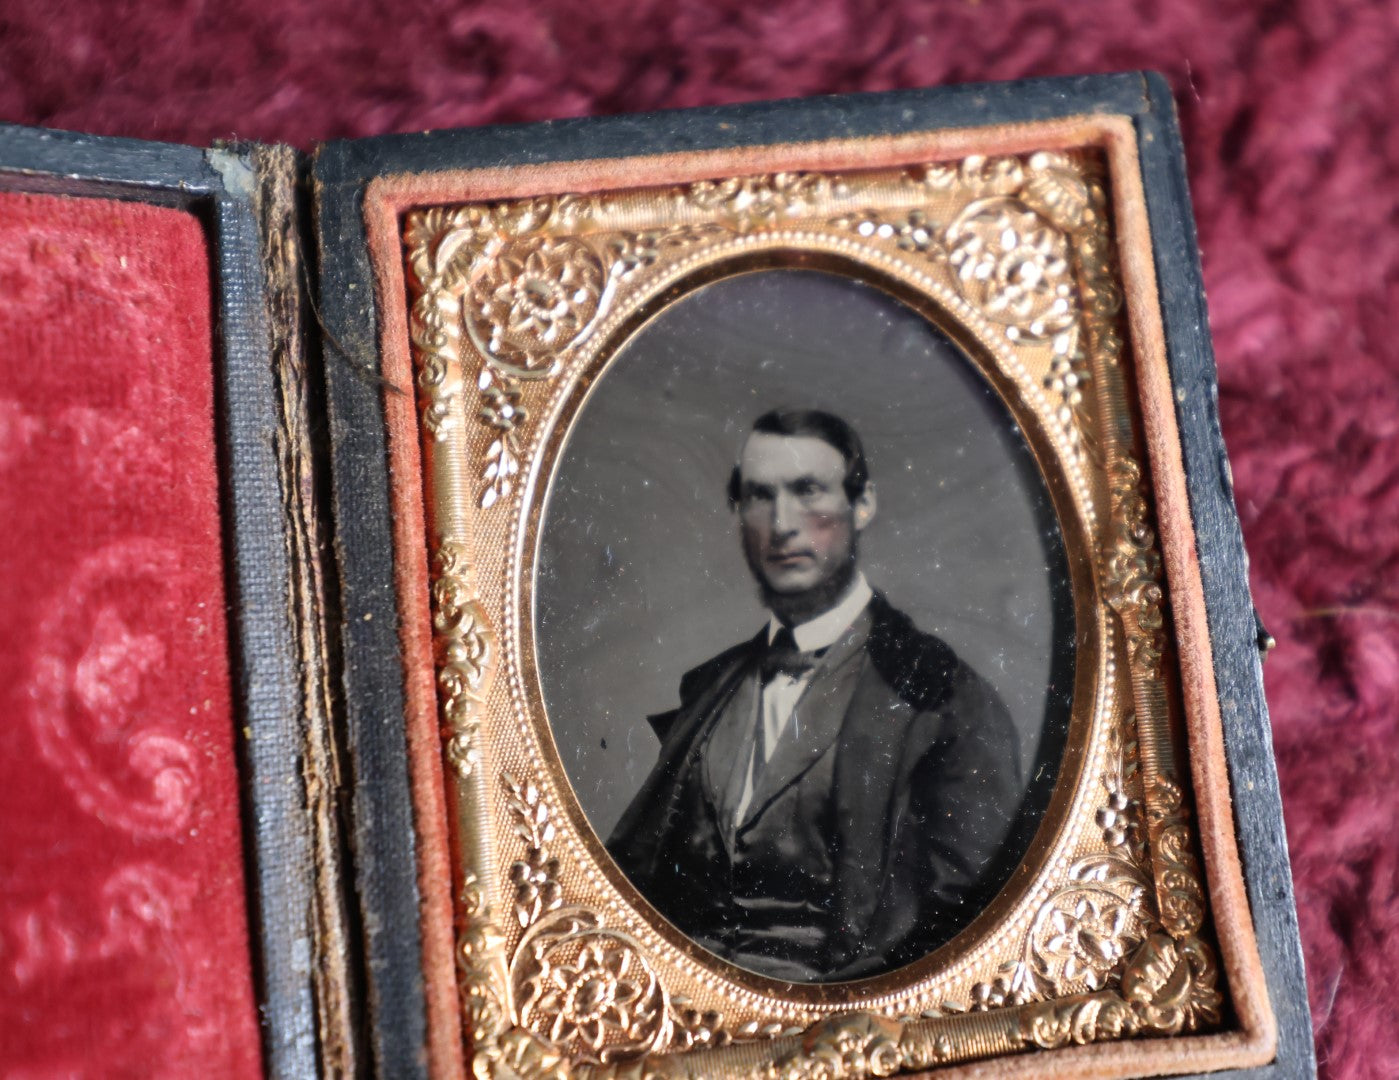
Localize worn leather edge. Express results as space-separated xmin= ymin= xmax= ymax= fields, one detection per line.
xmin=249 ymin=144 xmax=363 ymax=1078
xmin=313 ymin=149 xmax=433 ymax=1079
xmin=1099 ymin=114 xmax=1277 ymax=1064
xmin=362 ymin=179 xmax=468 ymax=1080
xmin=1133 ymin=73 xmax=1316 ymax=1080
xmin=204 ymin=144 xmax=328 ymax=1079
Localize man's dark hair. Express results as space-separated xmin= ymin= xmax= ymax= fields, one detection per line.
xmin=727 ymin=408 xmax=870 ymax=507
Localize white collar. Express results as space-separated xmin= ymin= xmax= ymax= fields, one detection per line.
xmin=767 ymin=573 xmax=874 ymax=653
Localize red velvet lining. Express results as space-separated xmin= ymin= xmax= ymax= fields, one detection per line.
xmin=0 ymin=192 xmax=262 ymax=1077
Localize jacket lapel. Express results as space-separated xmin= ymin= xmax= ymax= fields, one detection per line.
xmin=742 ymin=609 xmax=873 ymax=826
xmin=702 ymin=670 xmax=761 ymax=825
xmin=611 ymin=632 xmax=763 ymax=875
xmin=829 ymin=663 xmax=917 ymax=939
xmin=829 ymin=595 xmax=959 ymax=954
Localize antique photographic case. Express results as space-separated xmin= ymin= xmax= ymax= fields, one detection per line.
xmin=1 ymin=73 xmax=1313 ymax=1078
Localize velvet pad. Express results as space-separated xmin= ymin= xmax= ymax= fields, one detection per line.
xmin=0 ymin=192 xmax=262 ymax=1078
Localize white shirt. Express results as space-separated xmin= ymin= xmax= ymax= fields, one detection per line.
xmin=733 ymin=574 xmax=874 ymax=825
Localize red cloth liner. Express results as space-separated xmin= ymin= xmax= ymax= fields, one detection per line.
xmin=1 ymin=3 xmax=1397 ymax=1077
xmin=0 ymin=192 xmax=262 ymax=1078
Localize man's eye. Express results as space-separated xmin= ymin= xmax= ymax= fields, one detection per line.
xmin=793 ymin=481 xmax=824 ymax=497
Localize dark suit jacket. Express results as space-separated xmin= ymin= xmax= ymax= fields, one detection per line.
xmin=607 ymin=594 xmax=1023 ymax=982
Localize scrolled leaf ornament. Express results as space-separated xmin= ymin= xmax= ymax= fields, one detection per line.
xmin=683 ymin=171 xmax=839 ymax=229
xmin=913 ymin=153 xmax=1026 ymax=196
xmin=776 ymin=1014 xmax=905 ymax=1080
xmin=1021 ymin=991 xmax=1136 ymax=1050
xmin=1107 ymin=458 xmax=1167 ymax=679
xmin=1019 ymin=931 xmax=1220 ymax=1050
xmin=459 ymin=872 xmax=511 ymax=1047
xmin=1121 ymin=933 xmax=1222 ymax=1033
xmin=1019 ymin=152 xmax=1093 ymax=233
xmin=1145 ymin=778 xmax=1208 ymax=938
xmin=432 ymin=541 xmax=495 ymax=779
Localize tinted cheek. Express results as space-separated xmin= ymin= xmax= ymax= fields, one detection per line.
xmin=804 ymin=512 xmax=850 ymax=559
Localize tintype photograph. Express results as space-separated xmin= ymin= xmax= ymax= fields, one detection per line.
xmin=536 ymin=268 xmax=1075 ymax=983
xmin=389 ymin=94 xmax=1284 ymax=1079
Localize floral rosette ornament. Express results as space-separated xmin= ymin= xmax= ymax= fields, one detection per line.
xmin=466 ymin=237 xmax=607 ymax=371
xmin=1041 ymin=896 xmax=1136 ymax=989
xmin=512 ymin=912 xmax=667 ymax=1063
xmin=945 ymin=197 xmax=1076 ymax=341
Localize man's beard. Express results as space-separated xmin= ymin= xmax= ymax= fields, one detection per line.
xmin=758 ymin=546 xmax=859 ymax=628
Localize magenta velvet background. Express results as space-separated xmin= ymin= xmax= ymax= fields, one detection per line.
xmin=2 ymin=1 xmax=1395 ymax=1077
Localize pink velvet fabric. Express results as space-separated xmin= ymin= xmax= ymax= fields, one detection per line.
xmin=1 ymin=2 xmax=1395 ymax=1078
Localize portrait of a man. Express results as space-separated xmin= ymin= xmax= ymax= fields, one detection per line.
xmin=534 ymin=269 xmax=1073 ymax=985
xmin=605 ymin=408 xmax=1024 ymax=981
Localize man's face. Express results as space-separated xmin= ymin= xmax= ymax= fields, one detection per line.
xmin=735 ymin=432 xmax=875 ymax=598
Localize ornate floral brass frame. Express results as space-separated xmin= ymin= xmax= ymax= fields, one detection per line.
xmin=383 ymin=115 xmax=1274 ymax=1079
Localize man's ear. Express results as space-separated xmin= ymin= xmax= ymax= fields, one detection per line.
xmin=853 ymin=484 xmax=877 ymax=531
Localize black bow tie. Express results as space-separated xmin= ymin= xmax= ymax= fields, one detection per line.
xmin=759 ymin=626 xmax=822 ymax=682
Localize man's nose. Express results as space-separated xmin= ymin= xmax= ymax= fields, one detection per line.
xmin=772 ymin=490 xmax=801 ymax=535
